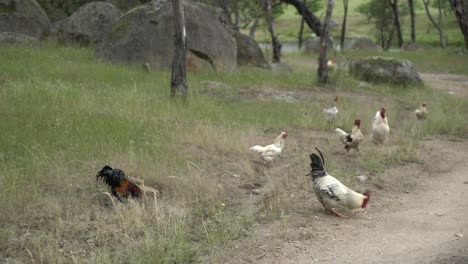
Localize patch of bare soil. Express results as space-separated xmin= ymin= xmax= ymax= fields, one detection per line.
xmin=220 ymin=140 xmax=468 ymax=264
xmin=420 ymin=73 xmax=468 ymax=96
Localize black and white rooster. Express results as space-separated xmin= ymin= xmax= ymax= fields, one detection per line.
xmin=307 ymin=148 xmax=370 ymax=217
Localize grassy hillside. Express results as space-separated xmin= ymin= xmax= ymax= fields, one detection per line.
xmin=0 ymin=43 xmax=467 ymax=263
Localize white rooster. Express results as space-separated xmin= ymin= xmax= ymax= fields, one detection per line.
xmin=322 ymin=96 xmax=339 ymax=121
xmin=307 ymin=148 xmax=370 ymax=218
xmin=327 ymin=58 xmax=337 ymax=71
xmin=371 ymin=108 xmax=390 ymax=145
xmin=335 ymin=119 xmax=364 ymax=154
xmin=249 ymin=131 xmax=288 ymax=162
xmin=415 ymin=103 xmax=428 ymax=120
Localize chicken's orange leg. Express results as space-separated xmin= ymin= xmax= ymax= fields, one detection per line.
xmin=329 ymin=208 xmax=348 ymax=218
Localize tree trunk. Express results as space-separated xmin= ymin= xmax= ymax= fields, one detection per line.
xmin=450 ymin=0 xmax=468 ymax=49
xmin=298 ymin=0 xmax=306 ymax=49
xmin=389 ymin=0 xmax=403 ymax=47
xmin=170 ymin=0 xmax=187 ymax=98
xmin=423 ymin=0 xmax=446 ymax=48
xmin=438 ymin=0 xmax=446 ymax=48
xmin=318 ymin=0 xmax=334 ymax=84
xmin=222 ymin=0 xmax=232 ymax=25
xmin=249 ymin=17 xmax=259 ymax=40
xmin=233 ymin=0 xmax=239 ymax=31
xmin=380 ymin=26 xmax=385 ymax=49
xmin=264 ymin=0 xmax=282 ymax=63
xmin=408 ymin=0 xmax=416 ymax=42
xmin=282 ymin=0 xmax=323 ymax=36
xmin=385 ymin=26 xmax=396 ymax=50
xmin=340 ymin=0 xmax=349 ymax=48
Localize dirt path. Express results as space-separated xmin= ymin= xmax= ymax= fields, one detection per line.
xmin=223 ymin=140 xmax=468 ymax=264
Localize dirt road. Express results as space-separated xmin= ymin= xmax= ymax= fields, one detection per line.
xmin=224 ymin=140 xmax=468 ymax=264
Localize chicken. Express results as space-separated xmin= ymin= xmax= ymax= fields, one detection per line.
xmin=96 ymin=165 xmax=143 ymax=202
xmin=249 ymin=132 xmax=288 ymax=162
xmin=327 ymin=58 xmax=337 ymax=71
xmin=322 ymin=96 xmax=339 ymax=121
xmin=335 ymin=119 xmax=364 ymax=154
xmin=371 ymin=107 xmax=390 ymax=145
xmin=306 ymin=148 xmax=370 ymax=218
xmin=415 ymin=103 xmax=428 ymax=120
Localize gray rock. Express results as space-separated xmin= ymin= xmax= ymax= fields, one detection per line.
xmin=304 ymin=37 xmax=321 ymax=53
xmin=54 ymin=1 xmax=122 ymax=45
xmin=0 ymin=32 xmax=38 ymax=46
xmin=344 ymin=37 xmax=378 ymax=51
xmin=232 ymin=31 xmax=269 ymax=68
xmin=401 ymin=41 xmax=430 ymax=52
xmin=98 ymin=0 xmax=237 ymax=73
xmin=349 ymin=56 xmax=423 ymax=86
xmin=270 ymin=62 xmax=293 ymax=73
xmin=0 ymin=0 xmax=50 ymax=38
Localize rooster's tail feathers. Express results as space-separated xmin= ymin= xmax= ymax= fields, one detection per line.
xmin=308 ymin=148 xmax=327 ymax=178
xmin=334 ymin=128 xmax=348 ymax=137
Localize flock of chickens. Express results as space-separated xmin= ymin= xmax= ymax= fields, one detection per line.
xmin=249 ymin=96 xmax=428 ymax=217
xmin=96 ymin=96 xmax=428 ymax=218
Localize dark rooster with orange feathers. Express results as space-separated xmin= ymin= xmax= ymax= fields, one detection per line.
xmin=96 ymin=165 xmax=143 ymax=202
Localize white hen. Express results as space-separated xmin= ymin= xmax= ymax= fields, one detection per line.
xmin=322 ymin=96 xmax=339 ymax=121
xmin=250 ymin=132 xmax=288 ymax=162
xmin=307 ymin=148 xmax=370 ymax=218
xmin=415 ymin=103 xmax=428 ymax=120
xmin=371 ymin=108 xmax=390 ymax=145
xmin=335 ymin=119 xmax=364 ymax=154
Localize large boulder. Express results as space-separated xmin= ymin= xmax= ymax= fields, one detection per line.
xmin=233 ymin=31 xmax=268 ymax=68
xmin=54 ymin=2 xmax=122 ymax=45
xmin=98 ymin=0 xmax=237 ymax=72
xmin=0 ymin=31 xmax=39 ymax=45
xmin=0 ymin=0 xmax=50 ymax=38
xmin=349 ymin=56 xmax=423 ymax=86
xmin=344 ymin=37 xmax=378 ymax=51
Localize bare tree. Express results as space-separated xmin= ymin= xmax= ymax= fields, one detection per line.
xmin=263 ymin=0 xmax=282 ymax=63
xmin=318 ymin=0 xmax=334 ymax=84
xmin=449 ymin=0 xmax=468 ymax=49
xmin=282 ymin=0 xmax=323 ymax=36
xmin=340 ymin=0 xmax=349 ymax=48
xmin=408 ymin=0 xmax=416 ymax=42
xmin=423 ymin=0 xmax=446 ymax=48
xmin=170 ymin=0 xmax=187 ymax=98
xmin=388 ymin=0 xmax=403 ymax=47
xmin=249 ymin=17 xmax=259 ymax=40
xmin=298 ymin=0 xmax=307 ymax=48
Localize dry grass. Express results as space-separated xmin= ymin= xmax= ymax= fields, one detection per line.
xmin=0 ymin=43 xmax=467 ymax=263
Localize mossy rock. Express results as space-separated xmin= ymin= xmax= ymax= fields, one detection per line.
xmin=53 ymin=1 xmax=122 ymax=46
xmin=0 ymin=0 xmax=50 ymax=38
xmin=97 ymin=0 xmax=237 ymax=73
xmin=349 ymin=56 xmax=423 ymax=86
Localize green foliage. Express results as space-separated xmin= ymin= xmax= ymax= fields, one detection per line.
xmin=356 ymin=0 xmax=410 ymax=48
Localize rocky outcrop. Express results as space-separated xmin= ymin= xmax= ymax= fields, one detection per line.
xmin=344 ymin=37 xmax=378 ymax=50
xmin=0 ymin=31 xmax=38 ymax=45
xmin=233 ymin=31 xmax=268 ymax=68
xmin=53 ymin=2 xmax=122 ymax=45
xmin=0 ymin=0 xmax=50 ymax=38
xmin=98 ymin=0 xmax=237 ymax=72
xmin=349 ymin=56 xmax=423 ymax=86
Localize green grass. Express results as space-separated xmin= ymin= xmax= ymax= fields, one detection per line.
xmin=0 ymin=42 xmax=467 ymax=263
